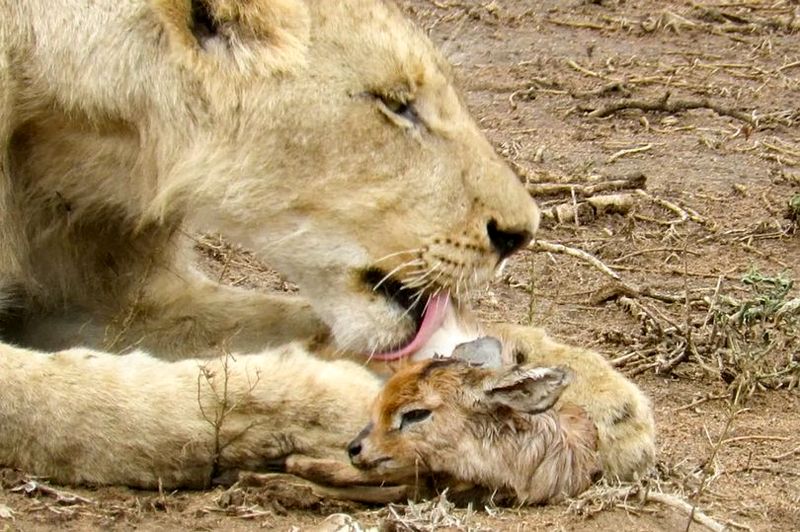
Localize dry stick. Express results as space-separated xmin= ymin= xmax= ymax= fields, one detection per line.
xmin=570 ymin=81 xmax=632 ymax=99
xmin=721 ymin=435 xmax=789 ymax=445
xmin=613 ymin=264 xmax=739 ymax=280
xmin=769 ymin=444 xmax=800 ymax=461
xmin=529 ymin=241 xmax=709 ymax=311
xmin=530 ymin=242 xmax=700 ymax=310
xmin=527 ymin=172 xmax=646 ymax=198
xmin=11 ymin=480 xmax=95 ymax=505
xmin=661 ymin=238 xmax=696 ymax=375
xmin=674 ymin=393 xmax=730 ymax=412
xmin=582 ymin=91 xmax=755 ymax=125
xmin=636 ymin=189 xmax=706 ymax=224
xmin=541 ymin=194 xmax=636 ymax=226
xmin=529 ymin=240 xmax=621 ymax=280
xmin=609 ymin=350 xmax=649 ymax=367
xmin=565 ymin=58 xmax=603 ymax=78
xmin=598 ymin=487 xmax=727 ymax=532
xmin=608 ymin=144 xmax=652 ymax=163
xmin=646 ymin=492 xmax=726 ymax=532
xmin=612 ymin=246 xmax=701 ymax=263
xmin=725 ymin=465 xmax=800 ymax=477
xmin=777 ymin=60 xmax=800 ymax=73
xmin=548 ymin=18 xmax=608 ymax=31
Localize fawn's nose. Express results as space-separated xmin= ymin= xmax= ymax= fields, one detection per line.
xmin=486 ymin=219 xmax=532 ymax=259
xmin=347 ymin=439 xmax=362 ymax=459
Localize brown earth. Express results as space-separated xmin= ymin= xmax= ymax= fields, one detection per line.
xmin=1 ymin=1 xmax=799 ymax=530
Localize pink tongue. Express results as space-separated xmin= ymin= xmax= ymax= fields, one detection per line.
xmin=370 ymin=292 xmax=450 ymax=362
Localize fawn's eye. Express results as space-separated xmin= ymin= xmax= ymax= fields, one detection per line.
xmin=400 ymin=409 xmax=431 ymax=430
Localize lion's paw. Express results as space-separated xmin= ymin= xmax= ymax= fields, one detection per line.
xmin=492 ymin=323 xmax=656 ymax=480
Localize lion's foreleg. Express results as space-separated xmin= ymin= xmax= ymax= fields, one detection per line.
xmin=106 ymin=266 xmax=330 ymax=359
xmin=0 ymin=342 xmax=378 ymax=489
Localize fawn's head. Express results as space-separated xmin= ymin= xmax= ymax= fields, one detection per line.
xmin=347 ymin=351 xmax=572 ymax=479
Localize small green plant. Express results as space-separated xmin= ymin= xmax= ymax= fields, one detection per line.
xmin=710 ymin=269 xmax=799 ymax=399
xmin=788 ymin=193 xmax=800 ymax=223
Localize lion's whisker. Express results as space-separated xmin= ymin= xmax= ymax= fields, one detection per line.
xmin=370 ymin=248 xmax=423 ymax=266
xmin=401 ymin=262 xmax=440 ymax=289
xmin=372 ymin=260 xmax=424 ymax=292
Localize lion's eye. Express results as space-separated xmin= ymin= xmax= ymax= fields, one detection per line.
xmin=400 ymin=408 xmax=432 ymax=430
xmin=376 ymin=94 xmax=419 ymax=125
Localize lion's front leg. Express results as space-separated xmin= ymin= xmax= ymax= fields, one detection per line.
xmin=105 ymin=266 xmax=331 ymax=360
xmin=0 ymin=342 xmax=380 ymax=489
xmin=491 ymin=323 xmax=656 ymax=481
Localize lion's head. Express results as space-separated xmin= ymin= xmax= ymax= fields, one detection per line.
xmin=147 ymin=0 xmax=539 ymax=356
xmin=17 ymin=0 xmax=538 ymax=357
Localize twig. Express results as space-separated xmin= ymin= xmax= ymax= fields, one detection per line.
xmin=616 ymin=296 xmax=665 ymax=335
xmin=777 ymin=59 xmax=800 ymax=73
xmin=570 ymin=81 xmax=632 ymax=99
xmin=647 ymin=491 xmax=726 ymax=532
xmin=580 ymin=91 xmax=755 ymax=125
xmin=566 ymin=59 xmax=603 ymax=78
xmin=674 ymin=393 xmax=730 ymax=412
xmin=591 ymin=282 xmax=706 ymax=306
xmin=768 ymin=444 xmax=800 ymax=461
xmin=608 ymin=144 xmax=652 ymax=163
xmin=609 ymin=350 xmax=647 ymax=367
xmin=636 ymin=189 xmax=706 ymax=224
xmin=645 ymin=492 xmax=725 ymax=532
xmin=529 ymin=240 xmax=621 ymax=280
xmin=540 ymin=193 xmax=636 ymax=226
xmin=725 ymin=465 xmax=800 ymax=477
xmin=612 ymin=246 xmax=701 ymax=263
xmin=721 ymin=435 xmax=789 ymax=445
xmin=548 ymin=18 xmax=608 ymax=31
xmin=577 ymin=486 xmax=727 ymax=532
xmin=527 ymin=172 xmax=646 ymax=198
xmin=688 ymin=402 xmax=741 ymax=532
xmin=11 ymin=480 xmax=95 ymax=505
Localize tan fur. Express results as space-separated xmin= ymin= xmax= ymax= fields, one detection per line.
xmin=493 ymin=324 xmax=657 ymax=480
xmin=0 ymin=0 xmax=538 ymax=357
xmin=0 ymin=342 xmax=380 ymax=488
xmin=349 ymin=360 xmax=600 ymax=504
xmin=0 ymin=0 xmax=653 ymax=490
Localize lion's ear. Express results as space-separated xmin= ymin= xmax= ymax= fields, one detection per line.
xmin=153 ymin=0 xmax=310 ymax=77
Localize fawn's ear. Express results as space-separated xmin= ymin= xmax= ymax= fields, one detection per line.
xmin=451 ymin=336 xmax=503 ymax=368
xmin=483 ymin=366 xmax=571 ymax=413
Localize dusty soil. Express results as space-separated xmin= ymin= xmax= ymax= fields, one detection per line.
xmin=2 ymin=1 xmax=799 ymax=530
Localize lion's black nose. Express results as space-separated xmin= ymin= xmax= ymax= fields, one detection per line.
xmin=487 ymin=219 xmax=532 ymax=259
xmin=347 ymin=440 xmax=362 ymax=459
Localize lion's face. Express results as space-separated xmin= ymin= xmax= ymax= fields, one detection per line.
xmin=152 ymin=0 xmax=539 ymax=356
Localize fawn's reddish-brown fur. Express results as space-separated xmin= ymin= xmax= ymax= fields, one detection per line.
xmin=347 ymin=358 xmax=601 ymax=504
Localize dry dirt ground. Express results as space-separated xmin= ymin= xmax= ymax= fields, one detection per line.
xmin=2 ymin=0 xmax=799 ymax=530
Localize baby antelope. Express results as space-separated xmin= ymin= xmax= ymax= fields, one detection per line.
xmin=347 ymin=350 xmax=601 ymax=504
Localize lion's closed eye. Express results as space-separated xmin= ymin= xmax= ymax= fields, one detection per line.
xmin=374 ymin=93 xmax=421 ymax=128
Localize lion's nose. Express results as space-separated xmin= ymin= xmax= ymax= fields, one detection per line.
xmin=487 ymin=219 xmax=532 ymax=259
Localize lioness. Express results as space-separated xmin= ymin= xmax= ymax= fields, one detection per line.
xmin=0 ymin=0 xmax=655 ymax=489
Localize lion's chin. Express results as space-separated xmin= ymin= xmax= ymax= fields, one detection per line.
xmin=369 ymin=293 xmax=482 ymax=362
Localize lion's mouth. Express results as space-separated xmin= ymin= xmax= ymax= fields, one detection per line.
xmin=361 ymin=268 xmax=451 ymax=361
